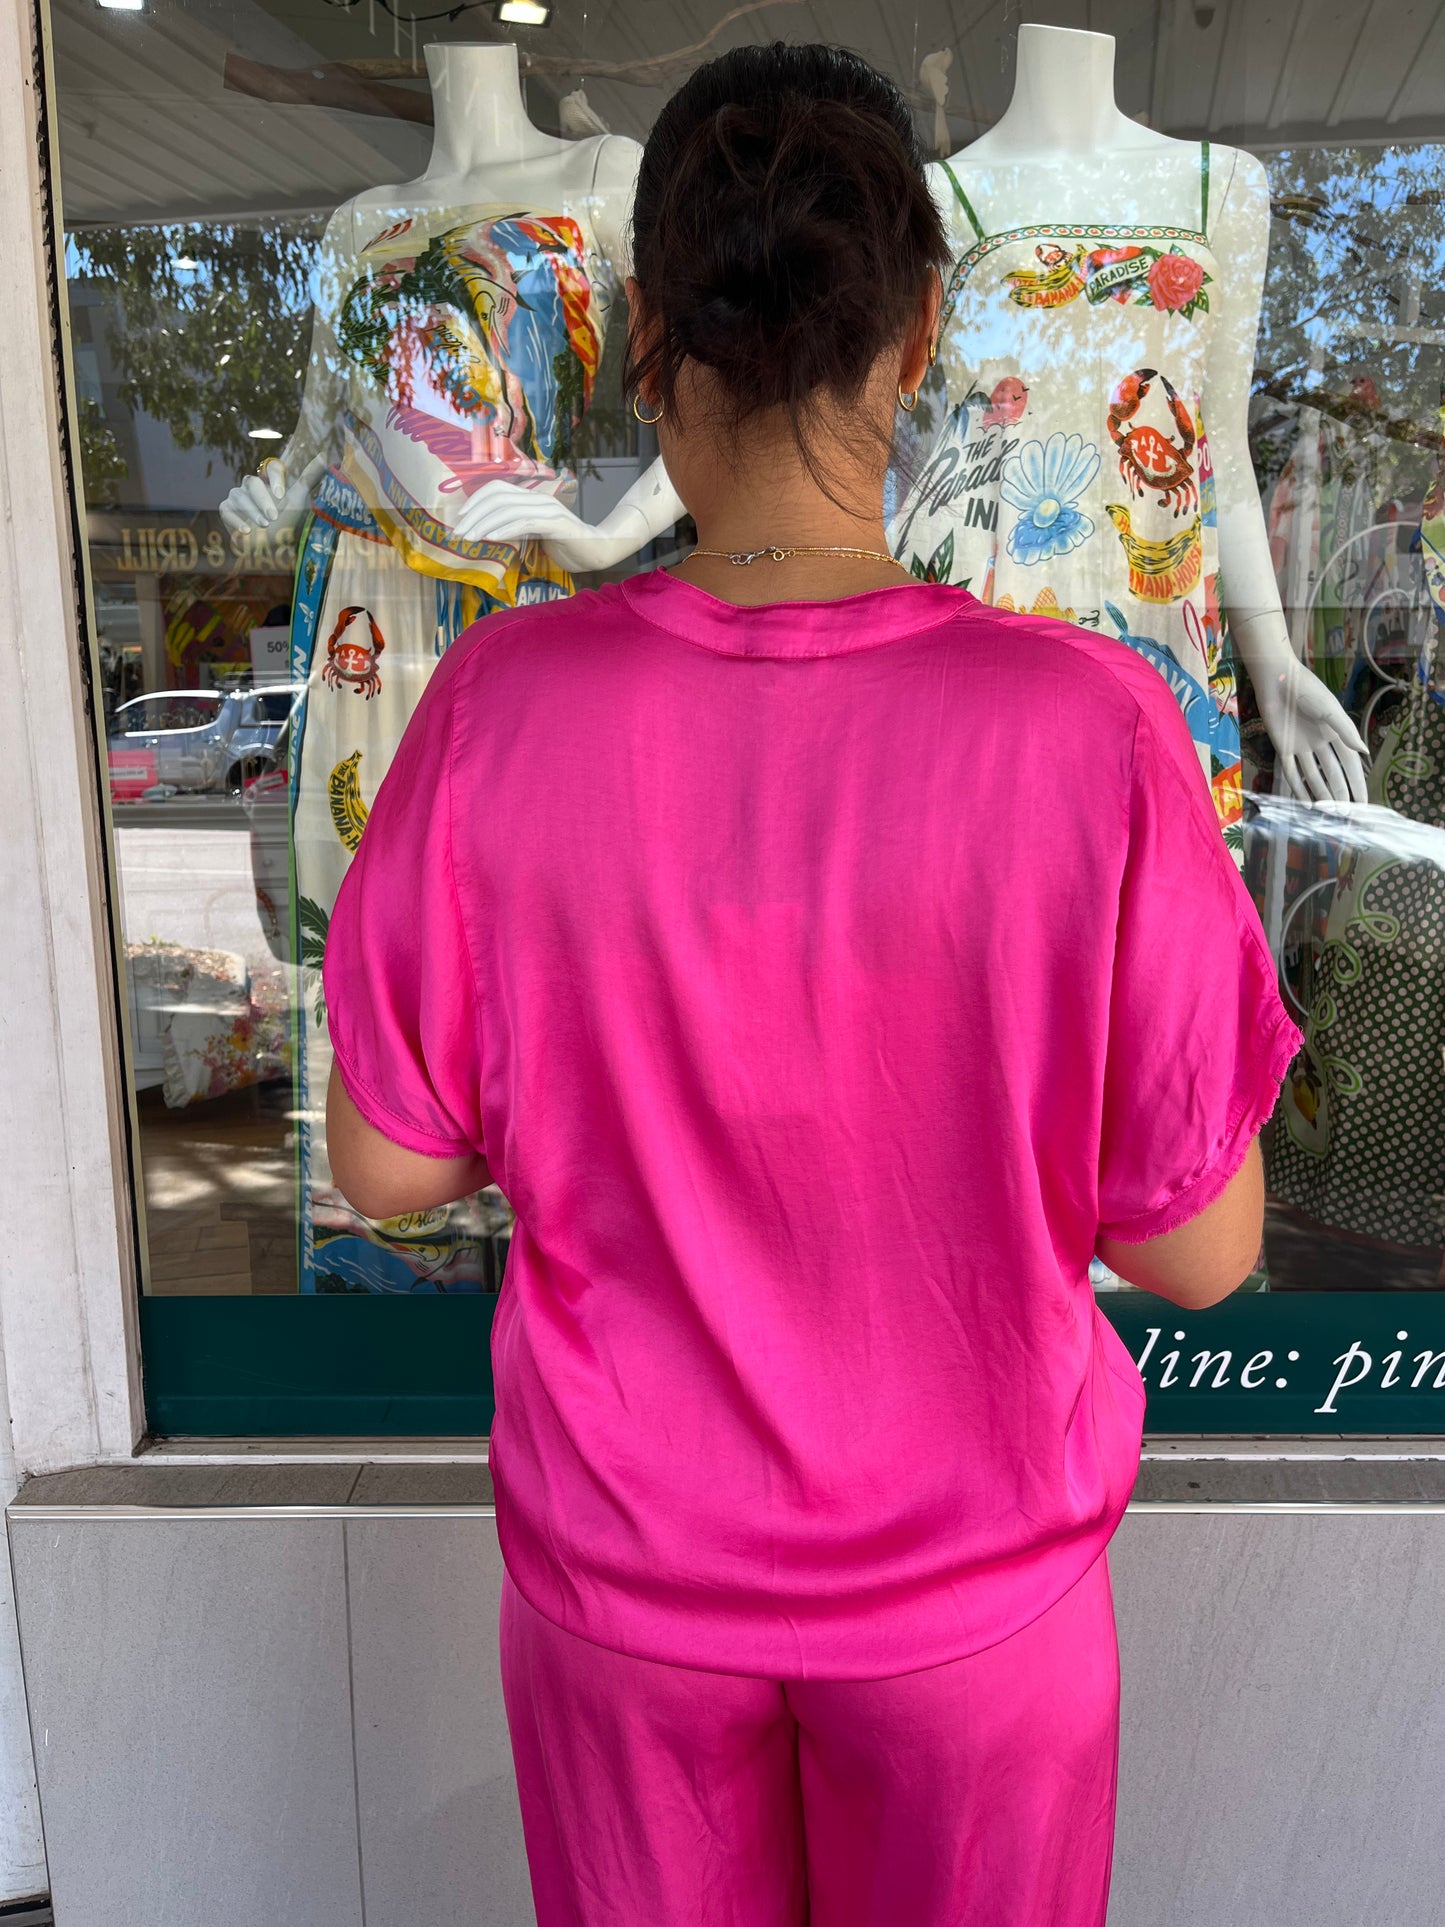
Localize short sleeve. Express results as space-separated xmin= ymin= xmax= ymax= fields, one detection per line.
xmin=1097 ymin=694 xmax=1301 ymax=1243
xmin=322 ymin=663 xmax=485 ymax=1161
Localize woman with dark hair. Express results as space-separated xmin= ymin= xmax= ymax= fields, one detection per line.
xmin=323 ymin=41 xmax=1295 ymax=1926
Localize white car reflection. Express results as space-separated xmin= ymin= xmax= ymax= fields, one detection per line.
xmin=108 ymin=684 xmax=304 ymax=797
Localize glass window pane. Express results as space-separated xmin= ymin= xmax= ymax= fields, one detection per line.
xmin=45 ymin=0 xmax=1445 ymax=1430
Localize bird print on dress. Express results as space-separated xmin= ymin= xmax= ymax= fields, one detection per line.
xmin=981 ymin=376 xmax=1030 ymax=426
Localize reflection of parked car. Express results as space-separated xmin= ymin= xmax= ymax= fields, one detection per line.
xmin=107 ymin=685 xmax=303 ymax=796
xmin=107 ymin=745 xmax=158 ymax=802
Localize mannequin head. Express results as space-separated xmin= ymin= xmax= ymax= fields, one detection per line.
xmin=625 ymin=43 xmax=945 ymax=534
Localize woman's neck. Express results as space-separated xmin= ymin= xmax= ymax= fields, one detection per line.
xmin=662 ymin=395 xmax=926 ymax=605
xmin=675 ymin=501 xmax=911 ymax=606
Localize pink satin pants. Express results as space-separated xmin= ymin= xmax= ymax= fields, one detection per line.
xmin=499 ymin=1555 xmax=1119 ymax=1927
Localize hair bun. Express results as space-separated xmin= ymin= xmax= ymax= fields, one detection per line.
xmin=627 ymin=44 xmax=948 ymax=441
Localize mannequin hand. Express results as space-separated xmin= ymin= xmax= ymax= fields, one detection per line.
xmin=219 ymin=455 xmax=326 ymax=535
xmin=1254 ymin=653 xmax=1369 ymax=804
xmin=452 ymin=481 xmax=647 ymax=573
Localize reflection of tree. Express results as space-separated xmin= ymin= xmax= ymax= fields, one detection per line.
xmin=70 ymin=218 xmax=324 ymax=481
xmin=76 ymin=393 xmax=127 ymax=505
xmin=1251 ymin=147 xmax=1445 ymax=498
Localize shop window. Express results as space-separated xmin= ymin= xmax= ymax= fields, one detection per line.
xmin=45 ymin=0 xmax=1445 ymax=1433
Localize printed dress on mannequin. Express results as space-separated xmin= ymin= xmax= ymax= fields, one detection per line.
xmin=289 ymin=189 xmax=609 ymax=1293
xmin=892 ymin=143 xmax=1244 ymax=843
xmin=215 ymin=42 xmax=646 ymax=1296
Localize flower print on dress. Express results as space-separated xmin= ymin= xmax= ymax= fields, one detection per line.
xmin=1147 ymin=251 xmax=1207 ymax=316
xmin=1000 ymin=432 xmax=1100 ymax=566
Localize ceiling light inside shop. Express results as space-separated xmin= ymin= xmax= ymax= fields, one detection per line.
xmin=497 ymin=0 xmax=552 ymax=23
xmin=96 ymin=0 xmax=145 ymax=11
xmin=247 ymin=428 xmax=282 ymax=440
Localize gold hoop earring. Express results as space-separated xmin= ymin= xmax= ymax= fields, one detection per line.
xmin=632 ymin=392 xmax=664 ymax=425
xmin=897 ymin=387 xmax=918 ymax=413
xmin=927 ymin=336 xmax=938 ymax=366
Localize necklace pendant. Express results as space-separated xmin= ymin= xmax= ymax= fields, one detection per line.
xmin=729 ymin=548 xmax=765 ymax=566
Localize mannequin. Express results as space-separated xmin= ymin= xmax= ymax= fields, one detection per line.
xmin=220 ymin=43 xmax=643 ymax=1294
xmin=467 ymin=24 xmax=1367 ymax=813
xmin=893 ymin=24 xmax=1367 ymax=810
xmin=221 ymin=42 xmax=639 ymax=536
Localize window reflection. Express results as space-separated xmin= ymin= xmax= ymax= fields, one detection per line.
xmin=50 ymin=0 xmax=1445 ymax=1301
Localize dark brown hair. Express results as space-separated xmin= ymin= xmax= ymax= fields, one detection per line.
xmin=625 ymin=42 xmax=949 ymax=457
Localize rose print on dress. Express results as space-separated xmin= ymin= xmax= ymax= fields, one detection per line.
xmin=1146 ymin=251 xmax=1206 ymax=315
xmin=1000 ymin=432 xmax=1100 ymax=565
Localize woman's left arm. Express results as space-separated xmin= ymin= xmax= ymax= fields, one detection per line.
xmin=320 ymin=642 xmax=494 ymax=1221
xmin=326 ymin=1066 xmax=490 ymax=1222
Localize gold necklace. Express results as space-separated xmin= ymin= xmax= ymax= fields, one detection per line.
xmin=689 ymin=542 xmax=911 ymax=571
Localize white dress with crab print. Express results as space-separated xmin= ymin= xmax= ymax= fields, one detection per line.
xmin=890 ymin=142 xmax=1243 ymax=842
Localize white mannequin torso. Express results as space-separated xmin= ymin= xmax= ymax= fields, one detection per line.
xmin=962 ymin=24 xmax=1169 ymax=167
xmin=344 ymin=44 xmax=639 ymax=273
xmin=893 ymin=22 xmax=1366 ymax=806
xmin=221 ymin=43 xmax=643 ymax=544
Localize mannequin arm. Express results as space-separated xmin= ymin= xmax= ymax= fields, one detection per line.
xmin=219 ymin=206 xmax=350 ymax=534
xmin=1206 ymin=152 xmax=1367 ymax=803
xmin=453 ymin=456 xmax=686 ymax=572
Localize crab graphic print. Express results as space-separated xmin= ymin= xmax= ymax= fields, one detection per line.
xmin=890 ymin=141 xmax=1243 ymax=846
xmin=320 ymin=606 xmax=385 ymax=698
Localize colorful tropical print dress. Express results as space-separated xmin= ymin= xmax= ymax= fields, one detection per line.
xmin=890 ymin=142 xmax=1243 ymax=847
xmin=289 ymin=184 xmax=609 ymax=1294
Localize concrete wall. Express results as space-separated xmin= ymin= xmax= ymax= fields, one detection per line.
xmin=0 ymin=0 xmax=153 ymax=1897
xmin=10 ymin=1463 xmax=1445 ymax=1927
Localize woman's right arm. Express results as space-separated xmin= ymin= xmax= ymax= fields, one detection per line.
xmin=1091 ymin=670 xmax=1298 ymax=1311
xmin=1097 ymin=1141 xmax=1264 ymax=1309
